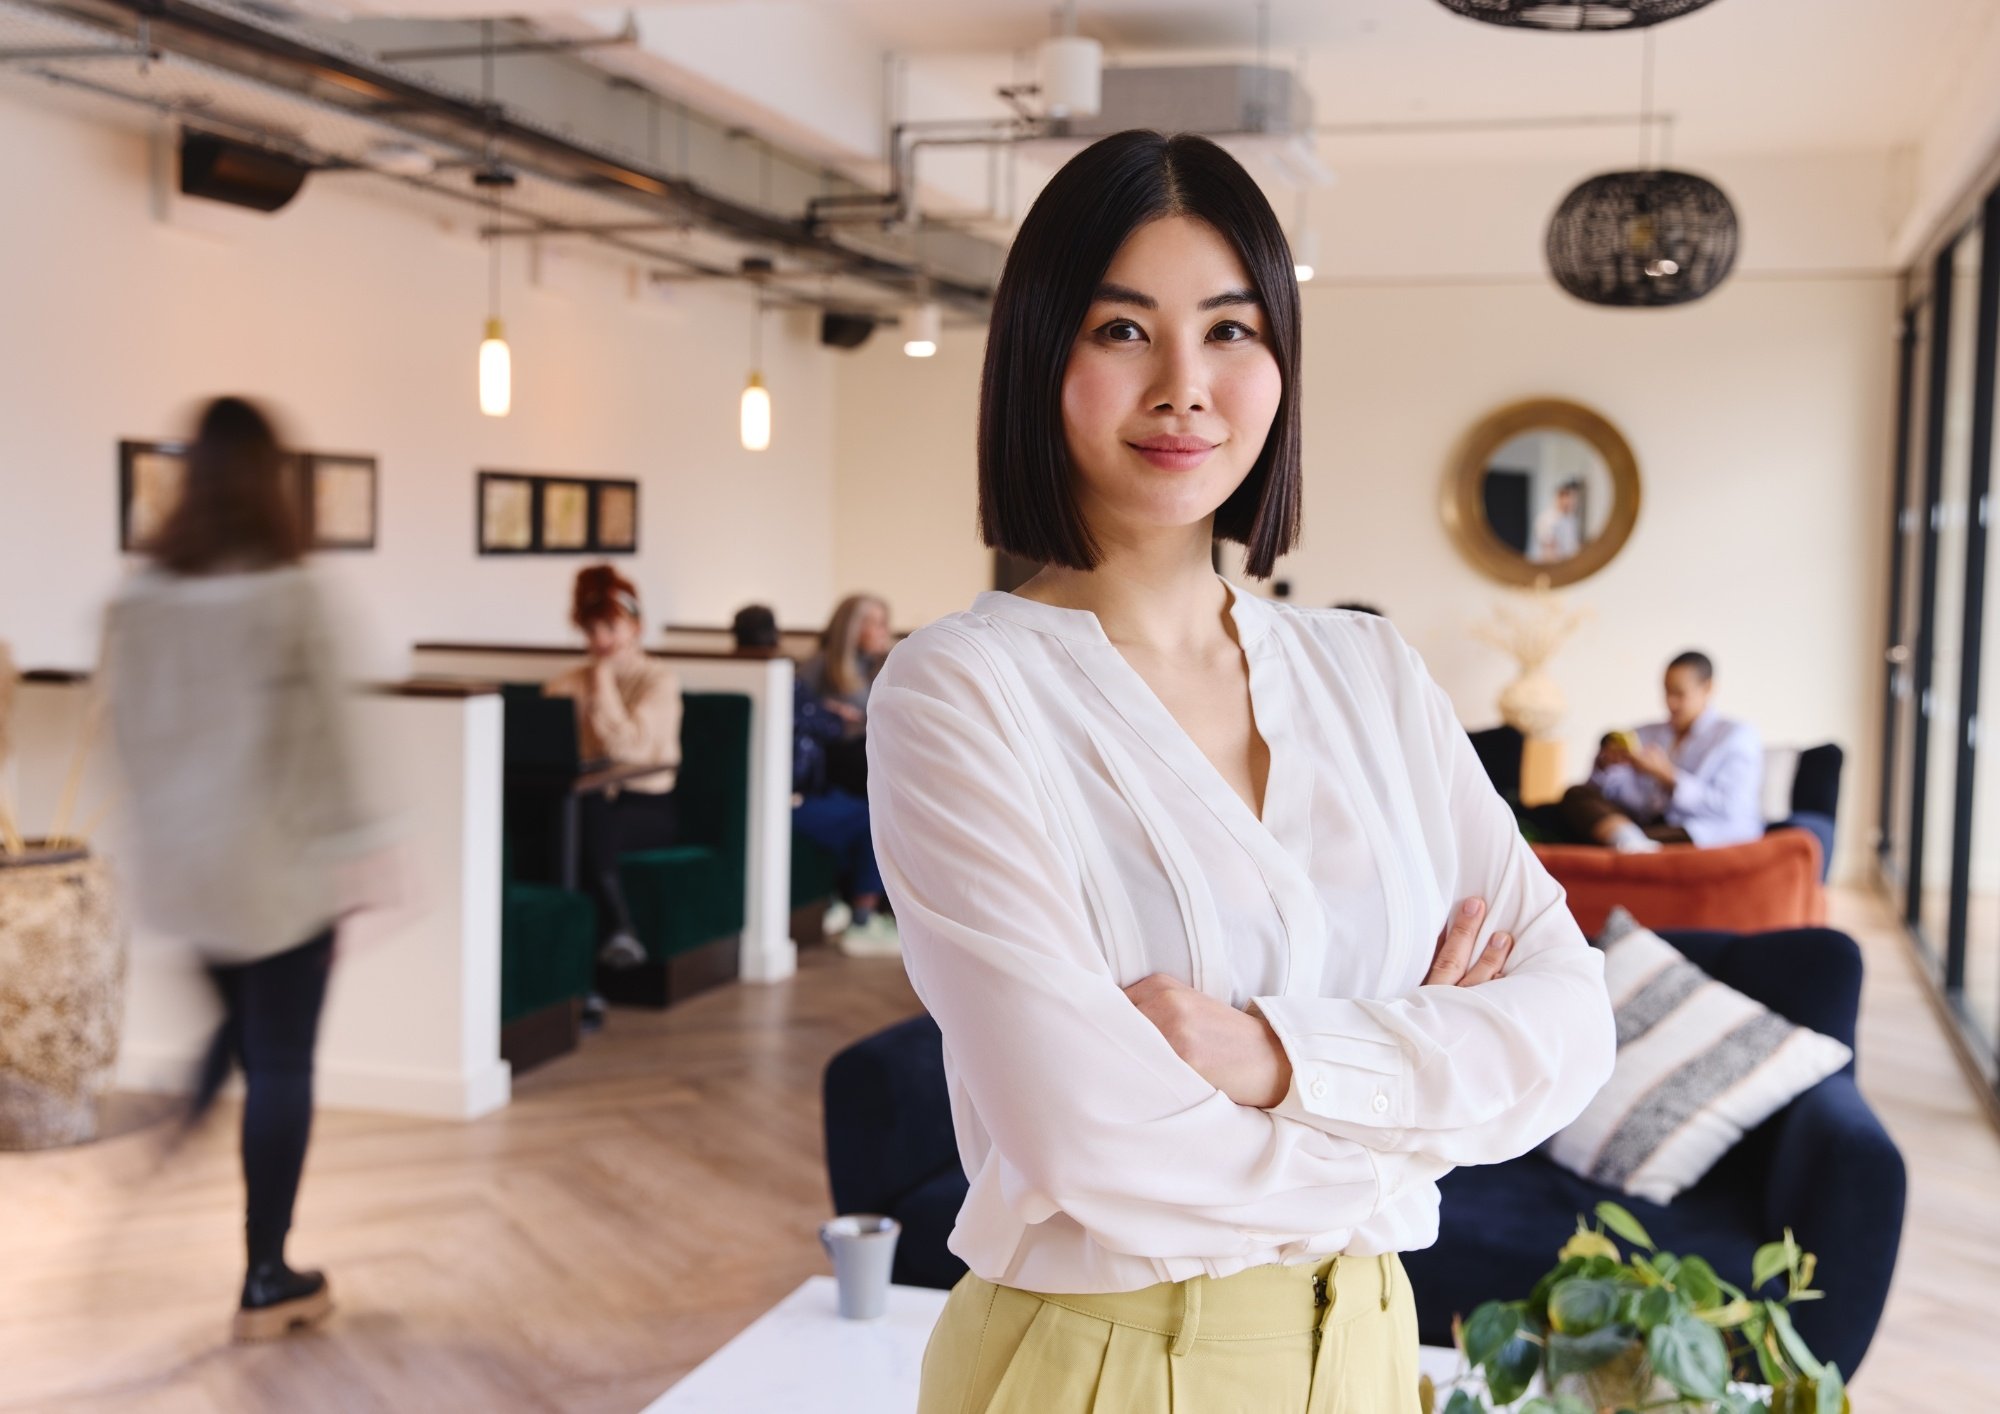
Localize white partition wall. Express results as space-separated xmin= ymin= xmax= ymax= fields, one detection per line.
xmin=410 ymin=646 xmax=799 ymax=983
xmin=8 ymin=677 xmax=510 ymax=1121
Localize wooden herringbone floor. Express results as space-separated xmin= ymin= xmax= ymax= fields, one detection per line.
xmin=2 ymin=890 xmax=1996 ymax=1412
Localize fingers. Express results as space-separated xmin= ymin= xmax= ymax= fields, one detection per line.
xmin=1425 ymin=898 xmax=1485 ymax=985
xmin=1458 ymin=931 xmax=1513 ymax=987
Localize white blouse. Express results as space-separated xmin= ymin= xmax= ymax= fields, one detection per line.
xmin=866 ymin=580 xmax=1616 ymax=1295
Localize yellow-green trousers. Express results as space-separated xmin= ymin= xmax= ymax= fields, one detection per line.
xmin=918 ymin=1252 xmax=1423 ymax=1414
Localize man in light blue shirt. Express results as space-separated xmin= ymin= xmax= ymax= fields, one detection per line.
xmin=1558 ymin=651 xmax=1764 ymax=852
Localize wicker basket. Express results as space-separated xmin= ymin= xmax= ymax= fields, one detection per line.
xmin=0 ymin=844 xmax=126 ymax=1150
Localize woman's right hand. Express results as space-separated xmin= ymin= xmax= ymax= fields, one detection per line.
xmin=1425 ymin=897 xmax=1512 ymax=987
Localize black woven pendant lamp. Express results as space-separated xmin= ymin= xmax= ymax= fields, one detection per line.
xmin=1547 ymin=168 xmax=1737 ymax=306
xmin=1434 ymin=0 xmax=1722 ymax=30
xmin=1544 ymin=30 xmax=1738 ymax=306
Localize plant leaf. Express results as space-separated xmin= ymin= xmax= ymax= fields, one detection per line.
xmin=1676 ymin=1255 xmax=1723 ymax=1309
xmin=1442 ymin=1391 xmax=1485 ymax=1414
xmin=1595 ymin=1201 xmax=1655 ymax=1250
xmin=1751 ymin=1241 xmax=1792 ymax=1293
xmin=1815 ymin=1362 xmax=1845 ymax=1414
xmin=1486 ymin=1331 xmax=1542 ymax=1406
xmin=1635 ymin=1286 xmax=1677 ymax=1330
xmin=1698 ymin=1298 xmax=1757 ymax=1328
xmin=1558 ymin=1228 xmax=1622 ymax=1265
xmin=1767 ymin=1303 xmax=1825 ymax=1381
xmin=1749 ymin=1311 xmax=1790 ymax=1387
xmin=1648 ymin=1313 xmax=1731 ymax=1399
xmin=1463 ymin=1301 xmax=1520 ymax=1368
xmin=1549 ymin=1278 xmax=1622 ymax=1335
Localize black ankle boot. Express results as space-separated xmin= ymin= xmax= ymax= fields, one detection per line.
xmin=233 ymin=1262 xmax=333 ymax=1341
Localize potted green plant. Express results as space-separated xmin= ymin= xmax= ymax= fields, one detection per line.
xmin=1421 ymin=1202 xmax=1850 ymax=1414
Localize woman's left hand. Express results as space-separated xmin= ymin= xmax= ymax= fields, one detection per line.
xmin=1124 ymin=974 xmax=1291 ymax=1109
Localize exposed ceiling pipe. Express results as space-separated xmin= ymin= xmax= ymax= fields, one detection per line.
xmin=30 ymin=0 xmax=998 ymax=313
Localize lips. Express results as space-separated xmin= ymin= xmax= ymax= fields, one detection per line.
xmin=1128 ymin=434 xmax=1219 ymax=470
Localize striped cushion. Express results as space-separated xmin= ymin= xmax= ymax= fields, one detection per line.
xmin=1545 ymin=908 xmax=1853 ymax=1204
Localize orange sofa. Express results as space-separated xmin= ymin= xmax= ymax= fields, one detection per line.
xmin=1532 ymin=826 xmax=1825 ymax=937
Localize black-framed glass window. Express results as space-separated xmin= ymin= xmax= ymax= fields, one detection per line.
xmin=1918 ymin=227 xmax=1982 ymax=960
xmin=1882 ymin=181 xmax=2000 ymax=1094
xmin=1882 ymin=294 xmax=1933 ymax=897
xmin=1955 ymin=209 xmax=2000 ymax=1062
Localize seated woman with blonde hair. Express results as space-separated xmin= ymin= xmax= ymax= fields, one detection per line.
xmin=801 ymin=593 xmax=891 ymax=796
xmin=545 ymin=565 xmax=682 ymax=969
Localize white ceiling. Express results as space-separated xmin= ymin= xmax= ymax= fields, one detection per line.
xmin=509 ymin=0 xmax=1993 ymax=163
xmin=850 ymin=0 xmax=1999 ymax=158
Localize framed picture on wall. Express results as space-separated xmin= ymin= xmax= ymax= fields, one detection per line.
xmin=478 ymin=470 xmax=637 ymax=554
xmin=303 ymin=453 xmax=378 ymax=551
xmin=478 ymin=472 xmax=537 ymax=554
xmin=541 ymin=479 xmax=592 ymax=552
xmin=591 ymin=479 xmax=639 ymax=554
xmin=118 ymin=440 xmax=190 ymax=552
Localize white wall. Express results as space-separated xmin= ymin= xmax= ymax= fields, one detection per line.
xmin=832 ymin=151 xmax=1899 ymax=884
xmin=0 ymin=88 xmax=841 ymax=675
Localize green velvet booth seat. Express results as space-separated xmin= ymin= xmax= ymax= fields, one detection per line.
xmin=602 ymin=691 xmax=753 ymax=1008
xmin=500 ymin=837 xmax=598 ymax=1072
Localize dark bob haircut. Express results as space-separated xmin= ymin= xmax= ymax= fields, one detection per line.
xmin=977 ymin=130 xmax=1303 ymax=579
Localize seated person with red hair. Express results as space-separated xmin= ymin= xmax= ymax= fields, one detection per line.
xmin=546 ymin=566 xmax=682 ymax=968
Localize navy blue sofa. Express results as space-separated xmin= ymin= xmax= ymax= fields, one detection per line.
xmin=1402 ymin=925 xmax=1901 ymax=1380
xmin=820 ymin=925 xmax=1903 ymax=1378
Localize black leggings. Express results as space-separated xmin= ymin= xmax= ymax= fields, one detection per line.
xmin=578 ymin=789 xmax=680 ymax=940
xmin=194 ymin=928 xmax=335 ymax=1271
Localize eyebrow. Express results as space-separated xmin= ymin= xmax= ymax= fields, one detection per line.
xmin=1092 ymin=282 xmax=1262 ymax=312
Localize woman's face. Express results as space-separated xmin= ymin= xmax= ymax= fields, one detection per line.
xmin=1060 ymin=215 xmax=1283 ymax=549
xmin=857 ymin=601 xmax=892 ymax=658
xmin=585 ymin=613 xmax=640 ymax=660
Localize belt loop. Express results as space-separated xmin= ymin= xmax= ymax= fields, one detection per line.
xmin=1170 ymin=1276 xmax=1202 ymax=1358
xmin=1378 ymin=1254 xmax=1393 ymax=1312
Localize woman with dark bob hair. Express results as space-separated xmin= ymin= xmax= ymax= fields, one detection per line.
xmin=866 ymin=132 xmax=1615 ymax=1410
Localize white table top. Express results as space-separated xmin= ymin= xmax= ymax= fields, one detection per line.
xmin=642 ymin=1276 xmax=1468 ymax=1413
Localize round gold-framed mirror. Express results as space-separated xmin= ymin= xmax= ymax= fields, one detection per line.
xmin=1441 ymin=399 xmax=1641 ymax=589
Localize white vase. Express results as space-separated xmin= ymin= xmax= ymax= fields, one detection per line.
xmin=1498 ymin=669 xmax=1566 ymax=738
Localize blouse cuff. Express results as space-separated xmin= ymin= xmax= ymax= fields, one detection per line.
xmin=1253 ymin=995 xmax=1413 ymax=1136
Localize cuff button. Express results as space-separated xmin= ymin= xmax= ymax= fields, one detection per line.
xmin=1371 ymin=1091 xmax=1390 ymax=1114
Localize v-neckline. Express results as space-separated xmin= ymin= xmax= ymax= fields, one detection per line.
xmin=973 ymin=578 xmax=1308 ymax=853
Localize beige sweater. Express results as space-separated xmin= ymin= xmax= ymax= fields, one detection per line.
xmin=543 ymin=655 xmax=682 ymax=794
xmin=102 ymin=566 xmax=383 ymax=962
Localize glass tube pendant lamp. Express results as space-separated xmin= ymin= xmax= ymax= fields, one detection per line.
xmin=475 ymin=165 xmax=514 ymax=418
xmin=903 ymin=300 xmax=941 ymax=358
xmin=741 ymin=295 xmax=771 ymax=451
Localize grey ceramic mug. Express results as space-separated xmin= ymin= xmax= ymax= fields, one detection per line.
xmin=818 ymin=1214 xmax=901 ymax=1320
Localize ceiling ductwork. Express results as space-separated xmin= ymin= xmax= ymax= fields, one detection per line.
xmin=0 ymin=0 xmax=1007 ymax=320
